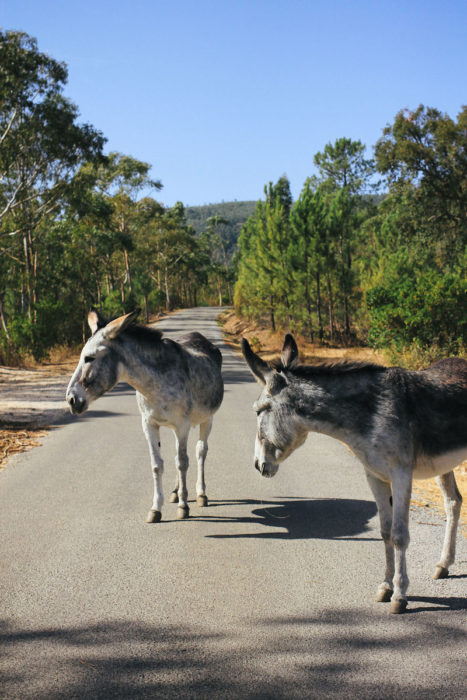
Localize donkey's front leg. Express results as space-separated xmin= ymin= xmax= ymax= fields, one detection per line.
xmin=195 ymin=418 xmax=212 ymax=507
xmin=174 ymin=422 xmax=190 ymax=519
xmin=365 ymin=472 xmax=394 ymax=604
xmin=433 ymin=471 xmax=462 ymax=579
xmin=389 ymin=469 xmax=412 ymax=613
xmin=142 ymin=420 xmax=164 ymax=524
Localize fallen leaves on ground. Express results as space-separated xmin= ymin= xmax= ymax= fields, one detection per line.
xmin=0 ymin=428 xmax=49 ymax=470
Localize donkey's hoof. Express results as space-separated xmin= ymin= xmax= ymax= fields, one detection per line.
xmin=146 ymin=509 xmax=162 ymax=523
xmin=169 ymin=491 xmax=179 ymax=503
xmin=176 ymin=505 xmax=190 ymax=520
xmin=375 ymin=588 xmax=393 ymax=603
xmin=389 ymin=599 xmax=408 ymax=614
xmin=433 ymin=565 xmax=449 ymax=580
xmin=196 ymin=495 xmax=208 ymax=507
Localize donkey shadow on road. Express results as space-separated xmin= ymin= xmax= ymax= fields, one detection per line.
xmin=192 ymin=497 xmax=379 ymax=541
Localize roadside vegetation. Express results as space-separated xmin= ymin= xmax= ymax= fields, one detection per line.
xmin=0 ymin=31 xmax=237 ymax=364
xmin=0 ymin=30 xmax=466 ymax=371
xmin=235 ymin=119 xmax=467 ymax=368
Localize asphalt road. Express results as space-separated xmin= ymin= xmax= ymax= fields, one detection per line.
xmin=1 ymin=307 xmax=466 ymax=699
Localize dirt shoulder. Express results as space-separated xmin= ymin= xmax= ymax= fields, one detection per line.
xmin=219 ymin=309 xmax=467 ymax=532
xmin=0 ymin=358 xmax=77 ymax=470
xmin=0 ymin=311 xmax=171 ymax=469
xmin=0 ymin=359 xmax=77 ymax=428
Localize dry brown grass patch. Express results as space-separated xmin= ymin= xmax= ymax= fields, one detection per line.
xmin=0 ymin=427 xmax=49 ymax=470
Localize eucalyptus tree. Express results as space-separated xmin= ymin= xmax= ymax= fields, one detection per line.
xmin=0 ymin=30 xmax=105 ymax=320
xmin=204 ymin=215 xmax=233 ymax=304
xmin=86 ymin=152 xmax=162 ymax=302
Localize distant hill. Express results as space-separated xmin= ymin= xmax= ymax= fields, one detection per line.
xmin=185 ymin=200 xmax=257 ymax=260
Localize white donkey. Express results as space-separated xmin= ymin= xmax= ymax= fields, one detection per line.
xmin=242 ymin=334 xmax=465 ymax=613
xmin=67 ymin=309 xmax=224 ymax=522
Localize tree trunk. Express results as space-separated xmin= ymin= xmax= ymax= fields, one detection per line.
xmin=123 ymin=248 xmax=133 ymax=295
xmin=164 ymin=267 xmax=171 ymax=311
xmin=316 ymin=269 xmax=323 ymax=342
xmin=327 ymin=272 xmax=334 ymax=343
xmin=23 ymin=233 xmax=32 ymax=320
xmin=270 ymin=297 xmax=276 ymax=332
xmin=304 ymin=264 xmax=314 ymax=342
xmin=0 ymin=294 xmax=10 ymax=339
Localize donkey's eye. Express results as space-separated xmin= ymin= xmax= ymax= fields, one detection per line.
xmin=255 ymin=403 xmax=271 ymax=416
xmin=84 ymin=356 xmax=95 ymax=363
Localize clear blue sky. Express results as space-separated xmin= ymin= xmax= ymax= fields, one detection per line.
xmin=2 ymin=0 xmax=466 ymax=207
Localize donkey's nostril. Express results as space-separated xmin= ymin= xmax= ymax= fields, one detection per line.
xmin=255 ymin=459 xmax=260 ymax=471
xmin=67 ymin=395 xmax=75 ymax=406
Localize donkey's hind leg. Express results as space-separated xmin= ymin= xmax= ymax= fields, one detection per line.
xmin=196 ymin=418 xmax=212 ymax=507
xmin=169 ymin=475 xmax=180 ymax=503
xmin=174 ymin=422 xmax=190 ymax=519
xmin=433 ymin=471 xmax=462 ymax=579
xmin=142 ymin=420 xmax=164 ymax=523
xmin=365 ymin=472 xmax=394 ymax=604
xmin=388 ymin=469 xmax=412 ymax=613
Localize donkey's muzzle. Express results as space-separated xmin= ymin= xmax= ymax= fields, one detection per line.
xmin=255 ymin=459 xmax=275 ymax=478
xmin=67 ymin=392 xmax=86 ymax=415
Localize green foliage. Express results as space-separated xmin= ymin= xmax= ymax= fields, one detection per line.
xmin=366 ymin=262 xmax=467 ymax=349
xmin=0 ymin=31 xmax=232 ymax=362
xmin=235 ymin=118 xmax=467 ymax=361
xmin=1 ymin=32 xmax=465 ymax=365
xmin=235 ymin=153 xmax=376 ymax=341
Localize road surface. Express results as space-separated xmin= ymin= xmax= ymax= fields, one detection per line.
xmin=1 ymin=307 xmax=465 ymax=699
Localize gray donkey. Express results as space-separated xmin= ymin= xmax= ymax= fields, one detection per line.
xmin=67 ymin=309 xmax=223 ymax=522
xmin=242 ymin=334 xmax=465 ymax=613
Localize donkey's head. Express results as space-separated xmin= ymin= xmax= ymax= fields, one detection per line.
xmin=242 ymin=334 xmax=308 ymax=478
xmin=66 ymin=308 xmax=139 ymax=415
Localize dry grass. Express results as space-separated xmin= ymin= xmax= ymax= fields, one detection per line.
xmin=219 ymin=309 xmax=466 ymax=531
xmin=219 ymin=309 xmax=387 ymax=365
xmin=0 ymin=427 xmax=49 ymax=469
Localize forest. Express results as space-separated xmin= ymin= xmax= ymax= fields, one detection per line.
xmin=1 ymin=30 xmax=466 ymax=365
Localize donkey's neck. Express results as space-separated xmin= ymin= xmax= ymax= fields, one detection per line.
xmin=113 ymin=336 xmax=168 ymax=397
xmin=293 ymin=369 xmax=385 ymax=447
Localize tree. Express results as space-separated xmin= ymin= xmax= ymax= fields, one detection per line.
xmin=290 ymin=182 xmax=328 ymax=341
xmin=0 ymin=31 xmax=105 ymax=320
xmin=314 ymin=137 xmax=375 ymax=194
xmin=375 ymin=105 xmax=467 ymax=261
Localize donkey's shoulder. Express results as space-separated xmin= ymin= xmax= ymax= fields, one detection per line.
xmin=422 ymin=357 xmax=467 ymax=386
xmin=178 ymin=332 xmax=222 ymax=368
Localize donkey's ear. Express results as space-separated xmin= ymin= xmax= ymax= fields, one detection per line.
xmin=88 ymin=308 xmax=107 ymax=334
xmin=241 ymin=337 xmax=272 ymax=385
xmin=281 ymin=334 xmax=299 ymax=369
xmin=103 ymin=308 xmax=140 ymax=340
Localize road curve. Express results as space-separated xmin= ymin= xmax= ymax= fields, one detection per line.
xmin=1 ymin=307 xmax=465 ymax=699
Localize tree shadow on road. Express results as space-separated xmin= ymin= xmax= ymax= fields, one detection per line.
xmin=1 ymin=610 xmax=465 ymax=699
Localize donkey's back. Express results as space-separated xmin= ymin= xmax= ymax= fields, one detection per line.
xmin=178 ymin=331 xmax=223 ymax=369
xmin=177 ymin=332 xmax=223 ymax=419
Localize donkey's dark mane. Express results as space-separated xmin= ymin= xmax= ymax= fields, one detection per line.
xmin=271 ymin=358 xmax=387 ymax=378
xmin=122 ymin=323 xmax=163 ymax=345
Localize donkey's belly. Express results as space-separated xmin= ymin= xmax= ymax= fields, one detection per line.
xmin=414 ymin=447 xmax=467 ymax=479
